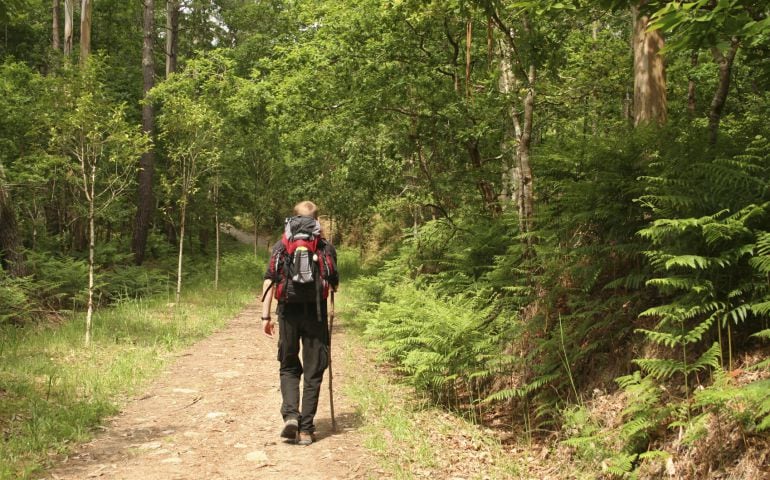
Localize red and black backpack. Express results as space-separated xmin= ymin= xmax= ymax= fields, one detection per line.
xmin=268 ymin=216 xmax=336 ymax=304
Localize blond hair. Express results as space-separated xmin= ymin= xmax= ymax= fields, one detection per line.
xmin=293 ymin=200 xmax=319 ymax=219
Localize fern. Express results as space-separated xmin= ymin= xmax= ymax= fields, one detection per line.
xmin=634 ymin=358 xmax=684 ymax=379
xmin=483 ymin=373 xmax=561 ymax=403
xmin=751 ymin=328 xmax=770 ymax=340
xmin=602 ymin=452 xmax=637 ymax=477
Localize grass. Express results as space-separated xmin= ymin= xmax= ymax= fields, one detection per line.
xmin=338 ymin=286 xmax=521 ymax=480
xmin=0 ymin=246 xmax=267 ymax=480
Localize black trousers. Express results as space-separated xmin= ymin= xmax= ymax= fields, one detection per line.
xmin=277 ymin=301 xmax=329 ymax=433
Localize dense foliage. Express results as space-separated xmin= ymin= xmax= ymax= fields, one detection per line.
xmin=1 ymin=0 xmax=769 ymax=477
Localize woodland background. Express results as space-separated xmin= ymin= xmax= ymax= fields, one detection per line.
xmin=1 ymin=0 xmax=769 ymax=478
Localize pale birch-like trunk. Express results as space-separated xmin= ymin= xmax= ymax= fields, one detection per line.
xmin=632 ymin=6 xmax=667 ymax=126
xmin=85 ymin=163 xmax=96 ymax=345
xmin=63 ymin=0 xmax=73 ymax=56
xmin=166 ymin=0 xmax=179 ymax=77
xmin=52 ymin=0 xmax=61 ymax=51
xmin=214 ymin=211 xmax=220 ymax=289
xmin=498 ymin=41 xmax=516 ymax=205
xmin=498 ymin=33 xmax=535 ymax=236
xmin=214 ymin=181 xmax=220 ymax=290
xmin=79 ymin=0 xmax=92 ymax=63
xmin=176 ymin=194 xmax=186 ymax=304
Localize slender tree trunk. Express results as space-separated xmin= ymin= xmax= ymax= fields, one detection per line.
xmin=253 ymin=211 xmax=258 ymax=258
xmin=517 ymin=64 xmax=535 ymax=236
xmin=708 ymin=40 xmax=739 ymax=145
xmin=498 ymin=34 xmax=535 ymax=234
xmin=85 ymin=164 xmax=95 ymax=346
xmin=623 ymin=87 xmax=633 ymax=124
xmin=165 ymin=0 xmax=179 ymax=77
xmin=79 ymin=0 xmax=92 ymax=64
xmin=214 ymin=182 xmax=220 ymax=290
xmin=0 ymin=163 xmax=28 ymax=277
xmin=467 ymin=140 xmax=500 ymax=215
xmin=498 ymin=41 xmax=516 ymax=205
xmin=133 ymin=0 xmax=156 ymax=265
xmin=632 ymin=5 xmax=667 ymax=126
xmin=176 ymin=196 xmax=186 ymax=304
xmin=52 ymin=0 xmax=61 ymax=51
xmin=465 ymin=18 xmax=472 ymax=98
xmin=687 ymin=50 xmax=698 ymax=115
xmin=63 ymin=0 xmax=73 ymax=56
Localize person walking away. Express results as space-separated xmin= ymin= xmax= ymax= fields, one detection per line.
xmin=260 ymin=201 xmax=338 ymax=446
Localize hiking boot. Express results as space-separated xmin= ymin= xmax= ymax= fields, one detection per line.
xmin=297 ymin=431 xmax=314 ymax=446
xmin=280 ymin=418 xmax=299 ymax=440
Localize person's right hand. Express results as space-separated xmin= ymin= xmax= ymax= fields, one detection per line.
xmin=262 ymin=319 xmax=275 ymax=338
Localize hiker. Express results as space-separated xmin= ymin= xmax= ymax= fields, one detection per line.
xmin=260 ymin=201 xmax=338 ymax=446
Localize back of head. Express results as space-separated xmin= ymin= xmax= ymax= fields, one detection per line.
xmin=286 ymin=200 xmax=320 ymax=241
xmin=294 ymin=200 xmax=318 ymax=219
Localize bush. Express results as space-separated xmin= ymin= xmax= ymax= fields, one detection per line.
xmin=0 ymin=275 xmax=35 ymax=324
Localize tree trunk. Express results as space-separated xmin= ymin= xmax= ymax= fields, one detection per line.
xmin=52 ymin=0 xmax=61 ymax=51
xmin=632 ymin=5 xmax=667 ymax=126
xmin=63 ymin=0 xmax=73 ymax=56
xmin=79 ymin=0 xmax=92 ymax=63
xmin=517 ymin=65 xmax=535 ymax=236
xmin=165 ymin=0 xmax=179 ymax=77
xmin=85 ymin=164 xmax=95 ymax=346
xmin=132 ymin=0 xmax=156 ymax=265
xmin=687 ymin=50 xmax=698 ymax=115
xmin=198 ymin=216 xmax=209 ymax=253
xmin=467 ymin=140 xmax=500 ymax=215
xmin=214 ymin=183 xmax=220 ymax=290
xmin=465 ymin=18 xmax=472 ymax=98
xmin=176 ymin=196 xmax=186 ymax=304
xmin=253 ymin=216 xmax=258 ymax=258
xmin=708 ymin=40 xmax=739 ymax=145
xmin=498 ymin=34 xmax=535 ymax=234
xmin=0 ymin=163 xmax=28 ymax=277
xmin=498 ymin=41 xmax=516 ymax=205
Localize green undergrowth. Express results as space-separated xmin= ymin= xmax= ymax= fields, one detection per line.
xmin=339 ymin=291 xmax=520 ymax=480
xmin=0 ymin=247 xmax=266 ymax=480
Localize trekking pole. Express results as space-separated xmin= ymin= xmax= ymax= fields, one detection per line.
xmin=328 ymin=290 xmax=337 ymax=432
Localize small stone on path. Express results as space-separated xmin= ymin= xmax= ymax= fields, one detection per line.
xmin=245 ymin=450 xmax=269 ymax=463
xmin=206 ymin=411 xmax=227 ymax=419
xmin=172 ymin=388 xmax=198 ymax=394
xmin=138 ymin=441 xmax=162 ymax=450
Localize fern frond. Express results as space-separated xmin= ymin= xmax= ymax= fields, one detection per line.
xmin=687 ymin=342 xmax=722 ymax=374
xmin=663 ymin=254 xmax=713 ymax=271
xmin=603 ymin=452 xmax=637 ymax=476
xmin=646 ymin=276 xmax=713 ymax=294
xmin=751 ymin=328 xmax=770 ymax=340
xmin=634 ymin=358 xmax=684 ymax=379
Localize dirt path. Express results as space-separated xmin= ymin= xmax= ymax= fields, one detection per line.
xmin=46 ymin=302 xmax=371 ymax=480
xmin=220 ymin=224 xmax=273 ymax=249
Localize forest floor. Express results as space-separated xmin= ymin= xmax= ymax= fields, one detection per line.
xmin=44 ymin=300 xmax=373 ymax=480
xmin=38 ymin=227 xmax=528 ymax=480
